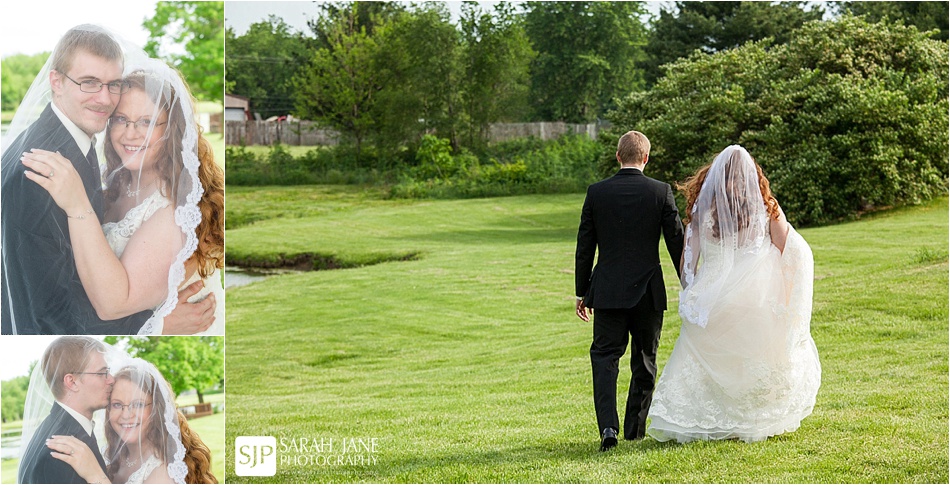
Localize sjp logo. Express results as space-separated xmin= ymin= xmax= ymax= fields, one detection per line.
xmin=235 ymin=436 xmax=277 ymax=476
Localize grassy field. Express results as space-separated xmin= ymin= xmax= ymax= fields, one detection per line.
xmin=224 ymin=186 xmax=948 ymax=483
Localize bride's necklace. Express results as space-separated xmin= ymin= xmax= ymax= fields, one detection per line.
xmin=125 ymin=457 xmax=138 ymax=468
xmin=126 ymin=179 xmax=157 ymax=198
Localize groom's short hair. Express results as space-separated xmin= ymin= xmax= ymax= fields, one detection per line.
xmin=51 ymin=24 xmax=123 ymax=75
xmin=41 ymin=336 xmax=107 ymax=399
xmin=617 ymin=131 xmax=651 ymax=166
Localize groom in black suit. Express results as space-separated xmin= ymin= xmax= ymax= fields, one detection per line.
xmin=575 ymin=130 xmax=684 ymax=450
xmin=0 ymin=25 xmax=213 ymax=334
xmin=19 ymin=337 xmax=111 ymax=484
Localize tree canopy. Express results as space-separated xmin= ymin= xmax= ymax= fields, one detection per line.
xmin=225 ymin=16 xmax=309 ymax=119
xmin=641 ymin=1 xmax=824 ymax=86
xmin=524 ymin=1 xmax=649 ymax=122
xmin=106 ymin=336 xmax=224 ymax=404
xmin=143 ymin=1 xmax=225 ymax=102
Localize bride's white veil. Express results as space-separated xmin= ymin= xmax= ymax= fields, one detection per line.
xmin=1 ymin=24 xmax=203 ymax=335
xmin=100 ymin=354 xmax=188 ymax=483
xmin=679 ymin=145 xmax=772 ymax=328
xmin=18 ymin=337 xmax=187 ymax=484
xmin=101 ymin=59 xmax=204 ymax=335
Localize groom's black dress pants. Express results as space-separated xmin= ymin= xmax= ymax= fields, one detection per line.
xmin=590 ymin=295 xmax=663 ymax=440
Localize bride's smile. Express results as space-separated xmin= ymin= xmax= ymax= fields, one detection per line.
xmin=108 ymin=88 xmax=167 ymax=173
xmin=107 ymin=379 xmax=152 ymax=446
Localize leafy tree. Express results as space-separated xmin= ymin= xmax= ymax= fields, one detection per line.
xmin=1 ymin=375 xmax=31 ymax=422
xmin=1 ymin=53 xmax=49 ymax=112
xmin=642 ymin=1 xmax=824 ymax=86
xmin=307 ymin=1 xmax=405 ymax=49
xmin=374 ymin=4 xmax=462 ymax=151
xmin=226 ymin=17 xmax=309 ymax=118
xmin=837 ymin=1 xmax=949 ymax=40
xmin=610 ymin=15 xmax=948 ymax=226
xmin=143 ymin=1 xmax=224 ymax=102
xmin=458 ymin=2 xmax=536 ymax=148
xmin=106 ymin=336 xmax=224 ymax=403
xmin=294 ymin=3 xmax=387 ymax=162
xmin=524 ymin=1 xmax=649 ymax=123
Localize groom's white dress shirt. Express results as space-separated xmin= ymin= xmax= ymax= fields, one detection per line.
xmin=50 ymin=101 xmax=96 ymax=158
xmin=56 ymin=400 xmax=96 ymax=436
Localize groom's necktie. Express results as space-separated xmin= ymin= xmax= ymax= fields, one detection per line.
xmin=86 ymin=137 xmax=104 ymax=218
xmin=85 ymin=421 xmax=107 ymax=470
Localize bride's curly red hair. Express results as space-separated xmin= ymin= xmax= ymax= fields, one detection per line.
xmin=178 ymin=410 xmax=218 ymax=483
xmin=677 ymin=156 xmax=780 ymax=224
xmin=194 ymin=133 xmax=224 ymax=278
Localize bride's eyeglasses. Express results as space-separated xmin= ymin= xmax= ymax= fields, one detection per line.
xmin=109 ymin=401 xmax=153 ymax=413
xmin=110 ymin=115 xmax=168 ymax=133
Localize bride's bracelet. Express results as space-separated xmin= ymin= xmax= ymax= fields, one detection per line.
xmin=66 ymin=208 xmax=94 ymax=220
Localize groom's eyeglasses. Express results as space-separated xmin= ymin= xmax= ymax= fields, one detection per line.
xmin=59 ymin=71 xmax=130 ymax=95
xmin=109 ymin=401 xmax=152 ymax=413
xmin=73 ymin=371 xmax=110 ymax=378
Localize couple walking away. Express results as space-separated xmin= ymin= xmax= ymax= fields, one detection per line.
xmin=575 ymin=131 xmax=821 ymax=450
xmin=1 ymin=24 xmax=225 ymax=335
xmin=17 ymin=336 xmax=216 ymax=483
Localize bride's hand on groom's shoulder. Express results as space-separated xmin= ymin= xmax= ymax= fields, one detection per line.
xmin=21 ymin=149 xmax=92 ymax=217
xmin=46 ymin=435 xmax=111 ymax=484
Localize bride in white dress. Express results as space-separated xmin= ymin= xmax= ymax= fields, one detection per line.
xmin=21 ymin=59 xmax=224 ymax=335
xmin=647 ymin=145 xmax=821 ymax=443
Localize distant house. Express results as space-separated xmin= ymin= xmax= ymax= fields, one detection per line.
xmin=225 ymin=94 xmax=250 ymax=121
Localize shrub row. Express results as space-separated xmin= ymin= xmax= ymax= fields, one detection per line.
xmin=225 ymin=134 xmax=608 ymax=200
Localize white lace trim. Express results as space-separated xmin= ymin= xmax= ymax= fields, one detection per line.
xmin=102 ymin=191 xmax=171 ymax=259
xmin=136 ymin=93 xmax=204 ymax=336
xmin=125 ymin=455 xmax=162 ymax=484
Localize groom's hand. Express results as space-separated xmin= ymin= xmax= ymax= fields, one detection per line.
xmin=576 ymin=298 xmax=591 ymax=322
xmin=163 ymin=280 xmax=216 ymax=335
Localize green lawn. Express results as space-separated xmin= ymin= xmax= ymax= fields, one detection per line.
xmin=225 ymin=186 xmax=948 ymax=483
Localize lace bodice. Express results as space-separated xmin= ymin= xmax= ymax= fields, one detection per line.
xmin=125 ymin=454 xmax=163 ymax=484
xmin=102 ymin=191 xmax=171 ymax=258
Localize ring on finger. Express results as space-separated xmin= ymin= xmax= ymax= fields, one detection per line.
xmin=49 ymin=170 xmax=54 ymax=178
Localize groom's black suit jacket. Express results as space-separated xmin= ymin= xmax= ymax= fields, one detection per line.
xmin=1 ymin=103 xmax=149 ymax=334
xmin=18 ymin=402 xmax=108 ymax=484
xmin=575 ymin=168 xmax=684 ymax=310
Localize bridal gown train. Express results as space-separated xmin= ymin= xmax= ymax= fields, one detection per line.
xmin=103 ymin=190 xmax=224 ymax=335
xmin=647 ymin=226 xmax=821 ymax=443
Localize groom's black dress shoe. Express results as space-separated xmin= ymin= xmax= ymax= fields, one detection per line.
xmin=600 ymin=428 xmax=618 ymax=452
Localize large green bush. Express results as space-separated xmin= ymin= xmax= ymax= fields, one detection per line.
xmin=609 ymin=15 xmax=948 ymax=226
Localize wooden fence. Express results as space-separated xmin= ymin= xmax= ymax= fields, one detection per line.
xmin=225 ymin=120 xmax=602 ymax=146
xmin=225 ymin=119 xmax=340 ymax=146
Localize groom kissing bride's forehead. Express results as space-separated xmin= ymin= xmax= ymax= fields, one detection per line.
xmin=19 ymin=336 xmax=112 ymax=484
xmin=18 ymin=337 xmax=218 ymax=484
